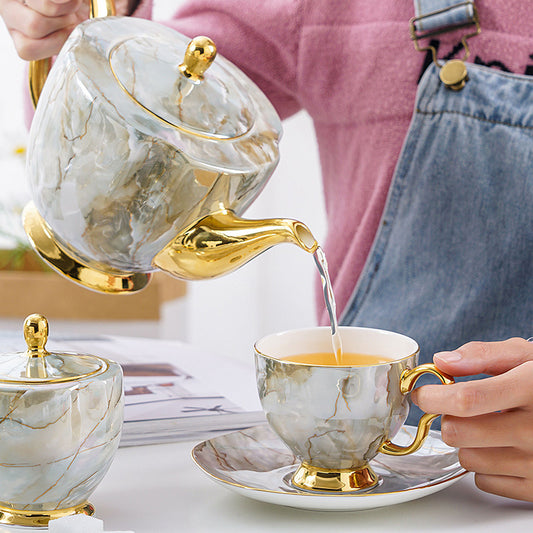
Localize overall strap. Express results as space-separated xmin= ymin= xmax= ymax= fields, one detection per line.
xmin=413 ymin=1 xmax=476 ymax=33
xmin=410 ymin=1 xmax=480 ymax=90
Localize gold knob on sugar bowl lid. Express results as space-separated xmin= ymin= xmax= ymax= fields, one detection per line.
xmin=23 ymin=313 xmax=50 ymax=359
xmin=0 ymin=314 xmax=108 ymax=384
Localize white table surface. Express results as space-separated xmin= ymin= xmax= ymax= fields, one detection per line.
xmin=24 ymin=437 xmax=529 ymax=533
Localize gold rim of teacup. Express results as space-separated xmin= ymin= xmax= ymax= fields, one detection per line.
xmin=254 ymin=326 xmax=420 ymax=368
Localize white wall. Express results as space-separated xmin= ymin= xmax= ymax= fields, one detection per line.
xmin=0 ymin=3 xmax=327 ymax=364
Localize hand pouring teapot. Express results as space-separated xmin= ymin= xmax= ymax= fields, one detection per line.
xmin=23 ymin=0 xmax=317 ymax=294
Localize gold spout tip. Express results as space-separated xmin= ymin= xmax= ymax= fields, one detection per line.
xmin=294 ymin=223 xmax=318 ymax=253
xmin=153 ymin=210 xmax=318 ymax=280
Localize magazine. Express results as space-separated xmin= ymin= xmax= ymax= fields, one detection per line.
xmin=0 ymin=331 xmax=265 ymax=446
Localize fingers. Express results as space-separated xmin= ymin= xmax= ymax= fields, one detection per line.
xmin=412 ymin=360 xmax=533 ymax=417
xmin=3 ymin=0 xmax=81 ymax=37
xmin=416 ymin=337 xmax=533 ymax=503
xmin=422 ymin=338 xmax=533 ymax=501
xmin=474 ymin=473 xmax=533 ymax=502
xmin=441 ymin=412 xmax=533 ymax=450
xmin=10 ymin=26 xmax=76 ymax=59
xmin=0 ymin=0 xmax=87 ymax=59
xmin=458 ymin=446 xmax=533 ymax=478
xmin=433 ymin=337 xmax=533 ymax=377
xmin=441 ymin=413 xmax=533 ymax=503
xmin=24 ymin=0 xmax=83 ymax=18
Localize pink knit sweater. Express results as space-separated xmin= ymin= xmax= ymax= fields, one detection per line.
xmin=29 ymin=0 xmax=533 ymax=322
xmin=155 ymin=0 xmax=533 ymax=323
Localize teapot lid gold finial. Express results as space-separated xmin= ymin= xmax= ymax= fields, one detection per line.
xmin=108 ymin=25 xmax=279 ymax=142
xmin=23 ymin=313 xmax=50 ymax=359
xmin=178 ymin=36 xmax=217 ymax=82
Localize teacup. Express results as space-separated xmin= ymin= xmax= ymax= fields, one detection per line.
xmin=254 ymin=326 xmax=453 ymax=492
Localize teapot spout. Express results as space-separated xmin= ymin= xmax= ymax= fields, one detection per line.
xmin=152 ymin=209 xmax=318 ymax=281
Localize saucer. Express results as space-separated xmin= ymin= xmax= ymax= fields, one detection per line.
xmin=191 ymin=424 xmax=467 ymax=511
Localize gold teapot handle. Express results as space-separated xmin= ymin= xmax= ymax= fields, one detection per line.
xmin=379 ymin=363 xmax=454 ymax=456
xmin=28 ymin=0 xmax=116 ymax=108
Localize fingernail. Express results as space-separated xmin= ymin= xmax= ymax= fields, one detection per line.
xmin=434 ymin=351 xmax=462 ymax=363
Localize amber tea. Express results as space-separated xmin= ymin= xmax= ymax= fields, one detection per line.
xmin=282 ymin=352 xmax=393 ymax=366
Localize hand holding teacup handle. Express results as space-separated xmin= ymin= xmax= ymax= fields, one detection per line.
xmin=379 ymin=363 xmax=454 ymax=456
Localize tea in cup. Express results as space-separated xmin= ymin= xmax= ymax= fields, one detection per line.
xmin=254 ymin=326 xmax=453 ymax=492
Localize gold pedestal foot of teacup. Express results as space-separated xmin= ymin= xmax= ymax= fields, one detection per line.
xmin=0 ymin=501 xmax=94 ymax=527
xmin=23 ymin=202 xmax=151 ymax=294
xmin=291 ymin=462 xmax=379 ymax=492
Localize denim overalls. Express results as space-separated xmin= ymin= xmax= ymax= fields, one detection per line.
xmin=339 ymin=1 xmax=533 ymax=424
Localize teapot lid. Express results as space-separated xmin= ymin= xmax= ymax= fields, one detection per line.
xmin=0 ymin=314 xmax=108 ymax=384
xmin=109 ymin=34 xmax=257 ymax=140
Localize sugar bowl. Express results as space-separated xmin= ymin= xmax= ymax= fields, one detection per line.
xmin=0 ymin=314 xmax=123 ymax=527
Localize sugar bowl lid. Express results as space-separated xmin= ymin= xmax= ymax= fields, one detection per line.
xmin=0 ymin=314 xmax=108 ymax=384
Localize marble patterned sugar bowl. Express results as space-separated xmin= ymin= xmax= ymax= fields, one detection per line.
xmin=0 ymin=314 xmax=123 ymax=527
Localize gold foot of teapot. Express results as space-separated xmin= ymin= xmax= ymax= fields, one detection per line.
xmin=24 ymin=201 xmax=317 ymax=292
xmin=23 ymin=203 xmax=151 ymax=294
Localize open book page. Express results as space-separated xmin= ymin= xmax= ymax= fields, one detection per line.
xmin=0 ymin=331 xmax=265 ymax=446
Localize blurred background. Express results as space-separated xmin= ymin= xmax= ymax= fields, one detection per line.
xmin=0 ymin=0 xmax=327 ymax=365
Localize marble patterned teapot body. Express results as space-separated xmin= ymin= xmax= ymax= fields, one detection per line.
xmin=24 ymin=0 xmax=317 ymax=293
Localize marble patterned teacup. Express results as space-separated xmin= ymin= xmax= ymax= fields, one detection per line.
xmin=254 ymin=326 xmax=453 ymax=492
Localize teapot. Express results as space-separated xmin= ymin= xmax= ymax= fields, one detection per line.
xmin=23 ymin=0 xmax=317 ymax=294
xmin=0 ymin=314 xmax=123 ymax=527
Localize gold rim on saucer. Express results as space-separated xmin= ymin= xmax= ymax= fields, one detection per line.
xmin=191 ymin=424 xmax=468 ymax=511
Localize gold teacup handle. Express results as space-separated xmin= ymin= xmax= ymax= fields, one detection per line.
xmin=28 ymin=0 xmax=116 ymax=108
xmin=379 ymin=363 xmax=454 ymax=456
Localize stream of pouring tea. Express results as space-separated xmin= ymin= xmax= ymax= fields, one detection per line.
xmin=313 ymin=246 xmax=343 ymax=362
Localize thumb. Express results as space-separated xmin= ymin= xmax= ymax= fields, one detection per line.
xmin=433 ymin=337 xmax=533 ymax=377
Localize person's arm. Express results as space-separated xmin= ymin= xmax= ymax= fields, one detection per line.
xmin=412 ymin=337 xmax=533 ymax=502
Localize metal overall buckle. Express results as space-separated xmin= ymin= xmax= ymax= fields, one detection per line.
xmin=409 ymin=1 xmax=481 ymax=90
